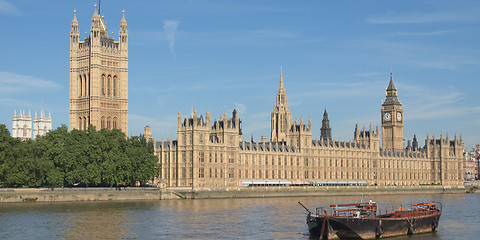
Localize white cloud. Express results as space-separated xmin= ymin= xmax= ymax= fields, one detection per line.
xmin=129 ymin=113 xmax=177 ymax=138
xmin=402 ymin=85 xmax=480 ymax=121
xmin=163 ymin=20 xmax=180 ymax=57
xmin=0 ymin=97 xmax=35 ymax=108
xmin=234 ymin=102 xmax=247 ymax=115
xmin=192 ymin=29 xmax=307 ymax=46
xmin=0 ymin=0 xmax=21 ymax=15
xmin=241 ymin=111 xmax=271 ymax=140
xmin=367 ymin=11 xmax=479 ymax=24
xmin=0 ymin=72 xmax=61 ymax=93
xmin=385 ymin=30 xmax=457 ymax=37
xmin=409 ymin=56 xmax=480 ymax=70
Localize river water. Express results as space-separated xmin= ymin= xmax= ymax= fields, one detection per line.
xmin=0 ymin=193 xmax=479 ymax=239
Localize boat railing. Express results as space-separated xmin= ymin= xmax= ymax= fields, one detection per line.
xmin=376 ymin=202 xmax=441 ymax=218
xmin=315 ymin=205 xmax=377 ymax=218
xmin=309 ymin=201 xmax=441 ymax=219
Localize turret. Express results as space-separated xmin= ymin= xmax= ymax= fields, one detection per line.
xmin=90 ymin=4 xmax=102 ymax=45
xmin=320 ymin=109 xmax=332 ymax=142
xmin=354 ymin=123 xmax=359 ymax=140
xmin=70 ymin=10 xmax=80 ymax=47
xmin=177 ymin=108 xmax=182 ymax=128
xmin=271 ymin=66 xmax=293 ymax=143
xmin=206 ymin=108 xmax=212 ymax=125
xmin=412 ymin=134 xmax=418 ymax=150
xmin=119 ymin=10 xmax=128 ymax=51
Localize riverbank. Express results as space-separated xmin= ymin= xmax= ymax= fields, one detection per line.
xmin=0 ymin=185 xmax=466 ymax=203
xmin=181 ymin=185 xmax=466 ymax=199
xmin=0 ymin=187 xmax=176 ymax=203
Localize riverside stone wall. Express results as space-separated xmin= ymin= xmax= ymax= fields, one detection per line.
xmin=0 ymin=187 xmax=178 ymax=203
xmin=0 ymin=185 xmax=466 ymax=203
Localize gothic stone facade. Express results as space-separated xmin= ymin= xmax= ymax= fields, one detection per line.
xmin=153 ymin=70 xmax=464 ymax=188
xmin=12 ymin=108 xmax=52 ymax=140
xmin=12 ymin=109 xmax=32 ymax=140
xmin=69 ymin=5 xmax=128 ymax=134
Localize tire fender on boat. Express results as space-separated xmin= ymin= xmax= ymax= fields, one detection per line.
xmin=408 ymin=225 xmax=416 ymax=235
xmin=432 ymin=221 xmax=439 ymax=231
xmin=376 ymin=226 xmax=384 ymax=238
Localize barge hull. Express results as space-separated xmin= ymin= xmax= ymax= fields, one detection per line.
xmin=308 ymin=212 xmax=441 ymax=239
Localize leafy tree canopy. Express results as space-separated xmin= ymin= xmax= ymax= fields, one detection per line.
xmin=0 ymin=124 xmax=160 ymax=188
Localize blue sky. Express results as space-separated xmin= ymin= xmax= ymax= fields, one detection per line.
xmin=0 ymin=0 xmax=479 ymax=149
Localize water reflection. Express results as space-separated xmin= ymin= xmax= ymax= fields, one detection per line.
xmin=1 ymin=193 xmax=479 ymax=239
xmin=61 ymin=202 xmax=131 ymax=239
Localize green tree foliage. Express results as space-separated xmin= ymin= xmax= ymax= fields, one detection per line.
xmin=0 ymin=124 xmax=160 ymax=188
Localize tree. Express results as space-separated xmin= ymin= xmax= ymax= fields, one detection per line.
xmin=0 ymin=123 xmax=160 ymax=188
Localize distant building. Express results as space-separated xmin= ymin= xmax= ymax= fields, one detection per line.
xmin=144 ymin=126 xmax=153 ymax=142
xmin=12 ymin=108 xmax=52 ymax=140
xmin=33 ymin=109 xmax=52 ymax=140
xmin=464 ymin=146 xmax=479 ymax=180
xmin=69 ymin=4 xmax=128 ymax=134
xmin=12 ymin=109 xmax=32 ymax=140
xmin=153 ymin=69 xmax=464 ymax=188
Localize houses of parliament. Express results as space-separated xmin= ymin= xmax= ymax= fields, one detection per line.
xmin=68 ymin=5 xmax=463 ymax=188
xmin=152 ymin=69 xmax=464 ymax=188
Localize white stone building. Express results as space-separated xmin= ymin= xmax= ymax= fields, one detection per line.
xmin=11 ymin=108 xmax=52 ymax=140
xmin=33 ymin=109 xmax=52 ymax=140
xmin=12 ymin=109 xmax=32 ymax=140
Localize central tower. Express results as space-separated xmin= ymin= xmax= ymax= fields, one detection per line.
xmin=381 ymin=71 xmax=404 ymax=151
xmin=271 ymin=67 xmax=292 ymax=142
xmin=69 ymin=4 xmax=128 ymax=134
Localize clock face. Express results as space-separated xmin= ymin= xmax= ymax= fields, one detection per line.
xmin=383 ymin=112 xmax=392 ymax=121
xmin=397 ymin=112 xmax=402 ymax=121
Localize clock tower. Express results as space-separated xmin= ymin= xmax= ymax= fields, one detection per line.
xmin=381 ymin=71 xmax=404 ymax=151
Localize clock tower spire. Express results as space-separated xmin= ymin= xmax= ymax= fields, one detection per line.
xmin=381 ymin=70 xmax=404 ymax=151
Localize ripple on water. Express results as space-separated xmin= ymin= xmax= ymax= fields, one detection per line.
xmin=1 ymin=193 xmax=480 ymax=239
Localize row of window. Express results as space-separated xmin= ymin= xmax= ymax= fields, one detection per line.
xmin=193 ymin=169 xmax=434 ymax=181
xmin=78 ymin=74 xmax=89 ymax=97
xmin=77 ymin=116 xmax=118 ymax=130
xmin=101 ymin=116 xmax=118 ymax=129
xmin=198 ymin=168 xmax=235 ymax=179
xmin=77 ymin=74 xmax=120 ymax=97
xmin=181 ymin=134 xmax=236 ymax=145
xmin=165 ymin=166 xmax=440 ymax=184
xmin=101 ymin=74 xmax=118 ymax=97
xmin=78 ymin=116 xmax=89 ymax=130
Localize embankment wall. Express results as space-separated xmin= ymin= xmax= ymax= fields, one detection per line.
xmin=0 ymin=185 xmax=465 ymax=203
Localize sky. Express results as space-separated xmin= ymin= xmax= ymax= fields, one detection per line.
xmin=0 ymin=0 xmax=479 ymax=149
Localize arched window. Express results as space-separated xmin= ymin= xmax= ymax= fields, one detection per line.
xmin=107 ymin=117 xmax=111 ymax=129
xmin=79 ymin=75 xmax=83 ymax=97
xmin=79 ymin=117 xmax=82 ymax=130
xmin=102 ymin=74 xmax=106 ymax=95
xmin=113 ymin=76 xmax=117 ymax=97
xmin=84 ymin=74 xmax=88 ymax=97
xmin=113 ymin=117 xmax=117 ymax=129
xmin=107 ymin=75 xmax=112 ymax=96
xmin=101 ymin=116 xmax=105 ymax=129
xmin=83 ymin=117 xmax=87 ymax=130
xmin=23 ymin=124 xmax=27 ymax=137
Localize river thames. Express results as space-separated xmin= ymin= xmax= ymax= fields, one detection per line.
xmin=0 ymin=193 xmax=479 ymax=239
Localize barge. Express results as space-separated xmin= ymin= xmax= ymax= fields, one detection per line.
xmin=299 ymin=201 xmax=441 ymax=239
